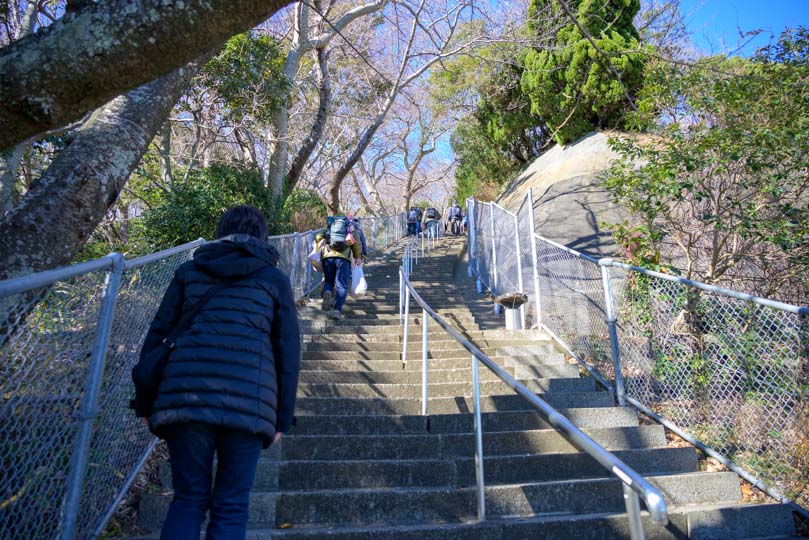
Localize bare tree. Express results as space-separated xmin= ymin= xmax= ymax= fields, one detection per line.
xmin=325 ymin=0 xmax=479 ymax=212
xmin=265 ymin=0 xmax=388 ymax=198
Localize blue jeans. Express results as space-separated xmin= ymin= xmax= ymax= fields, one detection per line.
xmin=161 ymin=423 xmax=263 ymax=540
xmin=322 ymin=257 xmax=351 ymax=312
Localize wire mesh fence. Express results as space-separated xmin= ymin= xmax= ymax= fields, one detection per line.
xmin=609 ymin=262 xmax=809 ymax=508
xmin=0 ymin=263 xmax=110 ymax=540
xmin=466 ymin=190 xmax=809 ymax=511
xmin=0 ymin=212 xmax=405 ymax=540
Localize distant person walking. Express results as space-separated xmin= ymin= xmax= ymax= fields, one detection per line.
xmin=316 ymin=216 xmax=363 ymax=320
xmin=448 ymin=201 xmax=463 ymax=236
xmin=423 ymin=207 xmax=441 ymax=239
xmin=131 ymin=205 xmax=301 ymax=540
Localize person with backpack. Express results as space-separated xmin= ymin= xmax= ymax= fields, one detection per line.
xmin=423 ymin=207 xmax=441 ymax=239
xmin=407 ymin=207 xmax=419 ymax=236
xmin=131 ymin=205 xmax=300 ymax=540
xmin=448 ymin=201 xmax=463 ymax=236
xmin=315 ymin=216 xmax=362 ymax=320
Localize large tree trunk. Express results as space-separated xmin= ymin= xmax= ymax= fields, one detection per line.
xmin=0 ymin=0 xmax=293 ymax=150
xmin=158 ymin=120 xmax=174 ymax=187
xmin=286 ymin=47 xmax=331 ymax=194
xmin=0 ymin=60 xmax=203 ymax=281
xmin=0 ymin=144 xmax=26 ymax=214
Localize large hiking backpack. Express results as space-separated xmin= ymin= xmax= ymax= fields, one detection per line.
xmin=326 ymin=216 xmax=351 ymax=251
xmin=425 ymin=207 xmax=439 ymax=220
xmin=408 ymin=208 xmax=419 ymax=222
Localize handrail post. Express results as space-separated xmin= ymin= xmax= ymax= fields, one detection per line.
xmin=402 ymin=279 xmax=411 ymax=369
xmin=471 ymin=354 xmax=486 ymax=521
xmin=624 ymin=483 xmax=645 ymax=540
xmin=60 ymin=254 xmax=125 ymax=540
xmin=526 ymin=189 xmax=542 ymax=326
xmin=422 ymin=308 xmax=429 ymax=415
xmin=599 ymin=259 xmax=627 ymax=406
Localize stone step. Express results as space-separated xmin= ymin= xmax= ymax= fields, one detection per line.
xmin=280 ymin=425 xmax=666 ymax=461
xmin=301 ymin=349 xmax=565 ymax=364
xmin=271 ymin=446 xmax=697 ymax=491
xmin=299 ymin=361 xmax=579 ymax=384
xmin=303 ymin=315 xmax=477 ymax=326
xmin=270 ymin=473 xmax=739 ymax=525
xmin=301 ymin=339 xmax=551 ymax=353
xmin=302 ymin=331 xmax=551 ymax=344
xmin=290 ymin=407 xmax=641 ymax=436
xmin=138 ymin=472 xmax=742 ymax=529
xmin=294 ymin=391 xmax=615 ymax=416
xmin=178 ymin=502 xmax=797 ymax=539
xmin=298 ymin=361 xmax=579 ymax=379
xmin=296 ymin=377 xmax=595 ymax=399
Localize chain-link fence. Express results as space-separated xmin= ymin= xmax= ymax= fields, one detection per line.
xmin=0 ymin=212 xmax=405 ymax=540
xmin=467 ymin=191 xmax=809 ymax=511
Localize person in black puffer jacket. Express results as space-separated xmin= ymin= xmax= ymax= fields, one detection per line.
xmin=131 ymin=205 xmax=300 ymax=540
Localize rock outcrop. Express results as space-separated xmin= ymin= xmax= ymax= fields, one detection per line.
xmin=498 ymin=131 xmax=628 ymax=259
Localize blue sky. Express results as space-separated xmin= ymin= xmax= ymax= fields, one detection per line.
xmin=679 ymin=0 xmax=808 ymax=55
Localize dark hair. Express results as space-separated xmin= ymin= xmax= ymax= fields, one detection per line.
xmin=216 ymin=205 xmax=268 ymax=240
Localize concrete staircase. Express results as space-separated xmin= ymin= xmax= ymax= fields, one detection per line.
xmin=137 ymin=237 xmax=798 ymax=539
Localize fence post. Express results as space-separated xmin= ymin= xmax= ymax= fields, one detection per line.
xmin=288 ymin=233 xmax=300 ymax=296
xmin=489 ymin=204 xmax=499 ymax=314
xmin=60 ymin=253 xmax=126 ymax=540
xmin=513 ymin=211 xmax=525 ymax=329
xmin=304 ymin=232 xmax=314 ymax=299
xmin=467 ymin=200 xmax=474 ymax=278
xmin=526 ymin=189 xmax=542 ymax=326
xmin=372 ymin=220 xmax=378 ymax=253
xmin=599 ymin=258 xmax=627 ymax=407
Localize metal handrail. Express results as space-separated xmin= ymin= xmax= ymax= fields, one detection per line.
xmin=600 ymin=258 xmax=809 ymax=315
xmin=398 ymin=243 xmax=668 ymax=537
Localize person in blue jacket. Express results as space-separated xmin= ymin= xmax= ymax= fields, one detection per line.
xmin=131 ymin=205 xmax=300 ymax=540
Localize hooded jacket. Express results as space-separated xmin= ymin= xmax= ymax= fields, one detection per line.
xmin=131 ymin=234 xmax=300 ymax=447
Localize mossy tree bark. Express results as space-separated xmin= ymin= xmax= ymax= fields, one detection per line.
xmin=0 ymin=60 xmax=203 ymax=281
xmin=0 ymin=0 xmax=293 ymax=150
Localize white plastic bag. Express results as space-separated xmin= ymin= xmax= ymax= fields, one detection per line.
xmin=308 ymin=241 xmax=323 ymax=273
xmin=350 ymin=265 xmax=368 ymax=296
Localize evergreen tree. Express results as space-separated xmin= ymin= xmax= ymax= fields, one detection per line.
xmin=521 ymin=0 xmax=645 ymax=144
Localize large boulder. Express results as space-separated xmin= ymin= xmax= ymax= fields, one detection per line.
xmin=498 ymin=131 xmax=628 ymax=258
